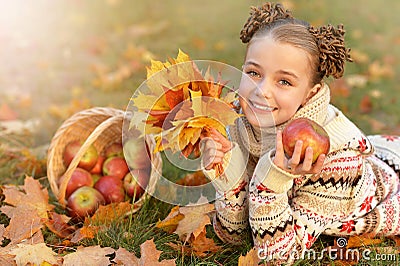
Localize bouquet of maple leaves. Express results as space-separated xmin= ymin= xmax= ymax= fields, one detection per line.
xmin=131 ymin=50 xmax=240 ymax=176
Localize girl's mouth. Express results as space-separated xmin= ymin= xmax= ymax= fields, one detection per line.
xmin=250 ymin=100 xmax=276 ymax=112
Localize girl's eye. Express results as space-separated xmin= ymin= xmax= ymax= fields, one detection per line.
xmin=279 ymin=79 xmax=292 ymax=86
xmin=246 ymin=70 xmax=260 ymax=78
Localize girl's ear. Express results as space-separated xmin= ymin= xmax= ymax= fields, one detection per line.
xmin=303 ymin=83 xmax=322 ymax=104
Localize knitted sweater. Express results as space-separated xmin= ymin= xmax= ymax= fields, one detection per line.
xmin=203 ymin=84 xmax=400 ymax=264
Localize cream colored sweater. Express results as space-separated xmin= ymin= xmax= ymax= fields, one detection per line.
xmin=203 ymin=85 xmax=400 ymax=264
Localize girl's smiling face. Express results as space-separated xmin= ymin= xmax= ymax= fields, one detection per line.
xmin=239 ymin=36 xmax=321 ymax=129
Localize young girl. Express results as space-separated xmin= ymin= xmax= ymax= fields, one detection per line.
xmin=201 ymin=2 xmax=400 ymax=264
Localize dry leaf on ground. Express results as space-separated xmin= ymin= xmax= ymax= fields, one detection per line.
xmin=62 ymin=245 xmax=114 ymax=266
xmin=45 ymin=212 xmax=76 ymax=239
xmin=0 ymin=224 xmax=6 ymax=243
xmin=173 ymin=229 xmax=221 ymax=258
xmin=175 ymin=203 xmax=215 ymax=241
xmin=71 ymin=202 xmax=132 ymax=243
xmin=156 ymin=206 xmax=185 ymax=234
xmin=190 ymin=230 xmax=221 ymax=257
xmin=238 ymin=247 xmax=259 ymax=266
xmin=113 ymin=247 xmax=138 ymax=266
xmin=133 ymin=239 xmax=176 ymax=266
xmin=346 ymin=234 xmax=383 ymax=248
xmin=9 ymin=243 xmax=58 ymax=266
xmin=70 ymin=225 xmax=101 ymax=244
xmin=0 ymin=176 xmax=54 ymax=244
xmin=86 ymin=201 xmax=132 ymax=226
xmin=157 ymin=204 xmax=215 ymax=242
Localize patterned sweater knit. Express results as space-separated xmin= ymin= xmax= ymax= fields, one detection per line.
xmin=203 ymin=84 xmax=400 ymax=264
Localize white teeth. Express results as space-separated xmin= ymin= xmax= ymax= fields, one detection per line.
xmin=252 ymin=102 xmax=274 ymax=111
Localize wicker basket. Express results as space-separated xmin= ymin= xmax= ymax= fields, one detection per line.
xmin=46 ymin=107 xmax=160 ymax=213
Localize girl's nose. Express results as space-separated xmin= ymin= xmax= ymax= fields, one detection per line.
xmin=255 ymin=79 xmax=272 ymax=98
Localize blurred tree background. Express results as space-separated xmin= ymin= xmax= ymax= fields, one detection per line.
xmin=0 ymin=0 xmax=399 ymax=147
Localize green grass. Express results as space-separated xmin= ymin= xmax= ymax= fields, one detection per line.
xmin=1 ymin=0 xmax=400 ymax=265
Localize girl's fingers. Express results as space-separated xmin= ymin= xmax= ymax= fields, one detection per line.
xmin=301 ymin=146 xmax=314 ymax=171
xmin=201 ymin=137 xmax=226 ymax=170
xmin=273 ymin=130 xmax=286 ymax=167
xmin=203 ymin=150 xmax=225 ymax=170
xmin=209 ymin=128 xmax=233 ymax=152
xmin=288 ymin=140 xmax=303 ymax=167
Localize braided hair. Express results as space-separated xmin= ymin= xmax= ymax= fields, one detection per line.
xmin=240 ymin=2 xmax=352 ymax=84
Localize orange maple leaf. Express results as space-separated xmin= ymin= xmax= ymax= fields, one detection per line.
xmin=133 ymin=239 xmax=176 ymax=266
xmin=168 ymin=230 xmax=221 ymax=258
xmin=70 ymin=202 xmax=132 ymax=243
xmin=346 ymin=233 xmax=383 ymax=248
xmin=45 ymin=212 xmax=76 ymax=239
xmin=238 ymin=247 xmax=260 ymax=266
xmin=85 ymin=201 xmax=132 ymax=226
xmin=0 ymin=176 xmax=54 ymax=244
xmin=189 ymin=229 xmax=221 ymax=257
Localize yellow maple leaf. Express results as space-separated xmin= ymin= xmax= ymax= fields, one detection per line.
xmin=146 ymin=49 xmax=197 ymax=92
xmin=133 ymin=50 xmax=240 ymax=169
xmin=156 ymin=206 xmax=185 ymax=234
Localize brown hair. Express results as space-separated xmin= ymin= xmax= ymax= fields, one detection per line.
xmin=240 ymin=2 xmax=352 ymax=85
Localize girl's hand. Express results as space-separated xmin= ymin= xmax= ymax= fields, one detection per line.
xmin=200 ymin=128 xmax=233 ymax=170
xmin=273 ymin=130 xmax=326 ymax=175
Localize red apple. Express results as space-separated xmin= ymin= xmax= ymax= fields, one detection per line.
xmin=65 ymin=167 xmax=93 ymax=199
xmin=67 ymin=186 xmax=105 ymax=220
xmin=282 ymin=118 xmax=330 ymax=163
xmin=90 ymin=155 xmax=105 ymax=175
xmin=102 ymin=156 xmax=129 ymax=180
xmin=104 ymin=142 xmax=124 ymax=158
xmin=123 ymin=138 xmax=151 ymax=169
xmin=94 ymin=175 xmax=125 ymax=204
xmin=123 ymin=169 xmax=150 ymax=200
xmin=63 ymin=140 xmax=98 ymax=171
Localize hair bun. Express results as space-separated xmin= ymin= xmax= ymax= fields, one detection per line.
xmin=309 ymin=24 xmax=353 ymax=79
xmin=240 ymin=2 xmax=293 ymax=43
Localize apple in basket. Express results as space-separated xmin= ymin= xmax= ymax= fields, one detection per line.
xmin=102 ymin=156 xmax=129 ymax=180
xmin=123 ymin=138 xmax=151 ymax=169
xmin=282 ymin=118 xmax=330 ymax=163
xmin=123 ymin=169 xmax=150 ymax=200
xmin=94 ymin=175 xmax=125 ymax=204
xmin=90 ymin=155 xmax=106 ymax=175
xmin=63 ymin=140 xmax=99 ymax=171
xmin=104 ymin=142 xmax=124 ymax=158
xmin=67 ymin=186 xmax=105 ymax=220
xmin=64 ymin=167 xmax=94 ymax=199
